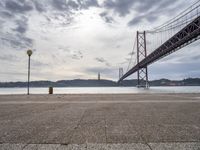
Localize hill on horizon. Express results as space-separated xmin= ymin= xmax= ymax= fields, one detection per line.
xmin=0 ymin=78 xmax=200 ymax=87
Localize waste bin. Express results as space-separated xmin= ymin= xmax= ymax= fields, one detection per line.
xmin=49 ymin=87 xmax=53 ymax=94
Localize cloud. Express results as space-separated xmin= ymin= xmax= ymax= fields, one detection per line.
xmin=0 ymin=1 xmax=34 ymax=50
xmin=79 ymin=0 xmax=99 ymax=9
xmin=13 ymin=17 xmax=28 ymax=34
xmin=95 ymin=57 xmax=111 ymax=66
xmin=0 ymin=33 xmax=33 ymax=49
xmin=86 ymin=67 xmax=115 ymax=75
xmin=127 ymin=0 xmax=182 ymax=26
xmin=84 ymin=66 xmax=119 ymax=80
xmin=0 ymin=10 xmax=13 ymax=18
xmin=52 ymin=0 xmax=78 ymax=10
xmin=58 ymin=47 xmax=83 ymax=60
xmin=30 ymin=0 xmax=99 ymax=29
xmin=51 ymin=0 xmax=99 ymax=11
xmin=103 ymin=0 xmax=135 ymax=17
xmin=95 ymin=57 xmax=105 ymax=63
xmin=0 ymin=54 xmax=19 ymax=62
xmin=33 ymin=1 xmax=46 ymax=12
xmin=100 ymin=12 xmax=114 ymax=23
xmin=0 ymin=0 xmax=90 ymax=65
xmin=71 ymin=51 xmax=83 ymax=60
xmin=102 ymin=0 xmax=182 ymax=26
xmin=128 ymin=16 xmax=142 ymax=26
xmin=128 ymin=13 xmax=159 ymax=26
xmin=31 ymin=59 xmax=49 ymax=67
xmin=5 ymin=0 xmax=33 ymax=13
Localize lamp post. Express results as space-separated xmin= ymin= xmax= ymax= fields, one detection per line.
xmin=27 ymin=50 xmax=33 ymax=95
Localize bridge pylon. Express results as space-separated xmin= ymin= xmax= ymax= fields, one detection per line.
xmin=136 ymin=31 xmax=149 ymax=88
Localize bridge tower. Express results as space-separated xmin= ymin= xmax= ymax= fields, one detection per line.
xmin=136 ymin=31 xmax=149 ymax=88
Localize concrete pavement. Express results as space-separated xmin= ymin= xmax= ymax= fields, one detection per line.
xmin=1 ymin=143 xmax=200 ymax=150
xmin=0 ymin=93 xmax=200 ymax=149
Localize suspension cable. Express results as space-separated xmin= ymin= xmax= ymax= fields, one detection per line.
xmin=148 ymin=0 xmax=200 ymax=33
xmin=126 ymin=36 xmax=137 ymax=72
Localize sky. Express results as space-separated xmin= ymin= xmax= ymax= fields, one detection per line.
xmin=0 ymin=0 xmax=200 ymax=82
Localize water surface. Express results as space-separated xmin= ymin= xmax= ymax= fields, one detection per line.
xmin=0 ymin=86 xmax=200 ymax=95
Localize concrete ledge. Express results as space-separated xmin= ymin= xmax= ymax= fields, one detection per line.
xmin=0 ymin=143 xmax=200 ymax=150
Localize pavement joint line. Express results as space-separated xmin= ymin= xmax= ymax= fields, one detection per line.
xmin=146 ymin=143 xmax=153 ymax=150
xmin=22 ymin=144 xmax=28 ymax=150
xmin=69 ymin=109 xmax=87 ymax=144
xmin=104 ymin=114 xmax=108 ymax=143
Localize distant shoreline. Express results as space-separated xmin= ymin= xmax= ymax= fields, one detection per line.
xmin=1 ymin=85 xmax=200 ymax=88
xmin=0 ymin=78 xmax=200 ymax=88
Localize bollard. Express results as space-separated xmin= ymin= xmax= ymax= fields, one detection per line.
xmin=49 ymin=87 xmax=53 ymax=94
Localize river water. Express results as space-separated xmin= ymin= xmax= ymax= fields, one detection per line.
xmin=0 ymin=86 xmax=200 ymax=95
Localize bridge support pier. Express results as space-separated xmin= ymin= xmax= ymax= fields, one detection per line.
xmin=136 ymin=31 xmax=149 ymax=88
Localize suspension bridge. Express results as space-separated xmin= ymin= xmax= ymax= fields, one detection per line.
xmin=118 ymin=0 xmax=200 ymax=88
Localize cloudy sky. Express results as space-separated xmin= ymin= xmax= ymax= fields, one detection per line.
xmin=0 ymin=0 xmax=199 ymax=82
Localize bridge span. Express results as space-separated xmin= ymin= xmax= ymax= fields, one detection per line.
xmin=118 ymin=1 xmax=200 ymax=87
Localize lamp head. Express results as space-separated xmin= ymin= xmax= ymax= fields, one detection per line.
xmin=27 ymin=50 xmax=33 ymax=56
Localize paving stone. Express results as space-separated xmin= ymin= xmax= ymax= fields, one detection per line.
xmin=87 ymin=143 xmax=150 ymax=150
xmin=23 ymin=144 xmax=60 ymax=150
xmin=137 ymin=124 xmax=200 ymax=143
xmin=0 ymin=144 xmax=25 ymax=150
xmin=57 ymin=144 xmax=87 ymax=150
xmin=149 ymin=142 xmax=200 ymax=150
xmin=1 ymin=143 xmax=200 ymax=150
xmin=70 ymin=125 xmax=106 ymax=144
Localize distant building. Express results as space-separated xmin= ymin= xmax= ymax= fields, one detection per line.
xmin=98 ymin=72 xmax=100 ymax=80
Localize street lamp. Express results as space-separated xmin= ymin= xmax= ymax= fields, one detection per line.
xmin=27 ymin=50 xmax=33 ymax=95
